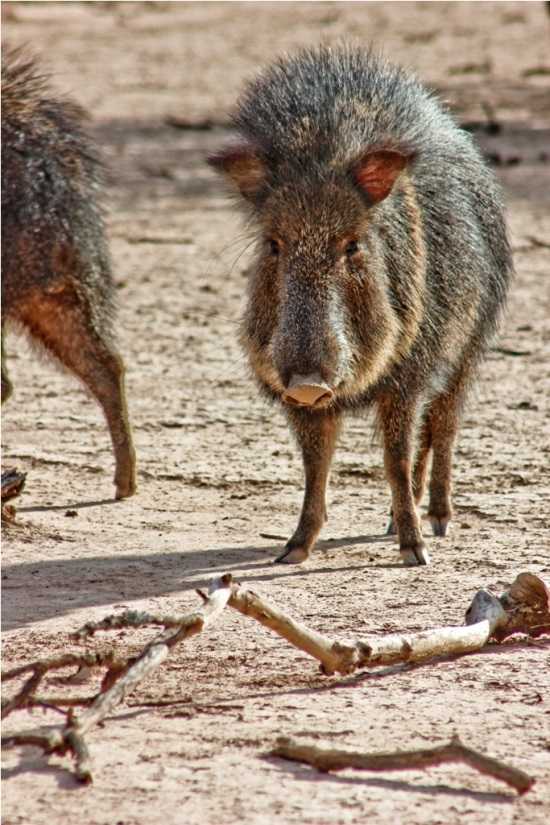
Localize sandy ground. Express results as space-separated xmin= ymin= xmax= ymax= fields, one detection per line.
xmin=2 ymin=3 xmax=550 ymax=824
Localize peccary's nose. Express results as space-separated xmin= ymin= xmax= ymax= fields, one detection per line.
xmin=282 ymin=373 xmax=334 ymax=407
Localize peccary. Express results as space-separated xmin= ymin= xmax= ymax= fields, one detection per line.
xmin=1 ymin=50 xmax=136 ymax=499
xmin=209 ymin=45 xmax=512 ymax=565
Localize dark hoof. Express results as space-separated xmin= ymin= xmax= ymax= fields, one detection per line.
xmin=429 ymin=515 xmax=450 ymax=537
xmin=385 ymin=517 xmax=397 ymax=536
xmin=274 ymin=545 xmax=309 ymax=565
xmin=400 ymin=545 xmax=430 ymax=566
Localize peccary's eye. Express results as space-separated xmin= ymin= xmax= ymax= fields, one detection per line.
xmin=269 ymin=239 xmax=280 ymax=256
xmin=345 ymin=239 xmax=360 ymax=257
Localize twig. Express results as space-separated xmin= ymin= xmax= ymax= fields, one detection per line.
xmin=3 ymin=572 xmax=548 ymax=785
xmin=1 ymin=468 xmax=26 ymax=521
xmin=1 ymin=652 xmax=123 ymax=718
xmin=270 ymin=735 xmax=535 ymax=795
xmin=526 ymin=235 xmax=550 ymax=249
xmin=73 ymin=609 xmax=194 ymax=642
xmin=1 ymin=576 xmax=233 ymax=783
xmin=2 ymin=651 xmax=121 ymax=683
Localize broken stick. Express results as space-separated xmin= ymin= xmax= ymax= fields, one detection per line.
xmin=1 ymin=575 xmax=233 ymax=783
xmin=2 ymin=571 xmax=547 ymax=786
xmin=227 ymin=572 xmax=549 ymax=675
xmin=1 ymin=468 xmax=26 ymax=522
xmin=271 ymin=735 xmax=535 ymax=795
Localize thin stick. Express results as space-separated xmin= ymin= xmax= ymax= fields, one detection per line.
xmin=73 ymin=611 xmax=191 ymax=642
xmin=1 ymin=575 xmax=233 ymax=783
xmin=271 ymin=735 xmax=535 ymax=795
xmin=2 ymin=651 xmax=121 ymax=683
xmin=3 ymin=572 xmax=548 ymax=786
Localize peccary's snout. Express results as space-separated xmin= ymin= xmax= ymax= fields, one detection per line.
xmin=282 ymin=373 xmax=334 ymax=407
xmin=274 ymin=274 xmax=346 ymax=408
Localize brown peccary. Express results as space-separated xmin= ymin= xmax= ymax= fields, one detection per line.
xmin=1 ymin=50 xmax=136 ymax=499
xmin=209 ymin=45 xmax=512 ymax=565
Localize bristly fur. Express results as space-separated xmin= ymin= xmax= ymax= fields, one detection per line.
xmin=1 ymin=47 xmax=113 ymax=332
xmin=210 ymin=44 xmax=513 ymax=564
xmin=220 ymin=44 xmax=512 ymax=409
xmin=1 ymin=47 xmax=136 ymax=499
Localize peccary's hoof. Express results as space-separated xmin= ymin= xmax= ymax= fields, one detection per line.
xmin=430 ymin=516 xmax=450 ymax=537
xmin=115 ymin=475 xmax=137 ymax=499
xmin=385 ymin=517 xmax=397 ymax=536
xmin=274 ymin=545 xmax=310 ymax=565
xmin=400 ymin=545 xmax=430 ymax=566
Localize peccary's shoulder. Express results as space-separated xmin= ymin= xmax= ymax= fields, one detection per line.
xmin=234 ymin=45 xmax=475 ymax=170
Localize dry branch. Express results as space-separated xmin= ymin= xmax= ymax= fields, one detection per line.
xmin=1 ymin=651 xmax=125 ymax=719
xmin=271 ymin=735 xmax=535 ymax=795
xmin=1 ymin=575 xmax=233 ymax=783
xmin=73 ymin=610 xmax=190 ymax=642
xmin=1 ymin=468 xmax=26 ymax=521
xmin=2 ymin=571 xmax=547 ymax=786
xmin=226 ymin=572 xmax=550 ymax=676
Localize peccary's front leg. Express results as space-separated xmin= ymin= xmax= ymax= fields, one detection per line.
xmin=275 ymin=409 xmax=342 ymax=564
xmin=377 ymin=393 xmax=430 ymax=566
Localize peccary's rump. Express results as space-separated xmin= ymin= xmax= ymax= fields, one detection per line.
xmin=213 ymin=45 xmax=513 ymax=566
xmin=1 ymin=50 xmax=136 ymax=499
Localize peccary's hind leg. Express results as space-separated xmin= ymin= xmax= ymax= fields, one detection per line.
xmin=15 ymin=284 xmax=136 ymax=499
xmin=1 ymin=331 xmax=14 ymax=403
xmin=378 ymin=392 xmax=429 ymax=566
xmin=387 ymin=365 xmax=469 ymax=542
xmin=426 ymin=369 xmax=471 ymax=537
xmin=412 ymin=417 xmax=432 ymax=506
xmin=275 ymin=408 xmax=341 ymax=564
xmin=386 ymin=416 xmax=431 ymax=535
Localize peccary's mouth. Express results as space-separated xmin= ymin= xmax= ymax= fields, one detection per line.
xmin=281 ymin=373 xmax=334 ymax=408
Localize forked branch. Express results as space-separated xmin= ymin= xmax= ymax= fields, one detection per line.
xmin=2 ymin=571 xmax=546 ymax=788
xmin=1 ymin=575 xmax=233 ymax=783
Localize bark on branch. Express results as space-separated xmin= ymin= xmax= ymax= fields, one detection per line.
xmin=227 ymin=572 xmax=549 ymax=676
xmin=1 ymin=575 xmax=233 ymax=783
xmin=1 ymin=468 xmax=26 ymax=522
xmin=270 ymin=735 xmax=535 ymax=795
xmin=2 ymin=571 xmax=546 ymax=788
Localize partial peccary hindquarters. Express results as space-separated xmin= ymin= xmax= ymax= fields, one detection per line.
xmin=1 ymin=51 xmax=136 ymax=499
xmin=210 ymin=46 xmax=512 ymax=566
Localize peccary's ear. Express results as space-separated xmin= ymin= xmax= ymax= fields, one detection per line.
xmin=352 ymin=150 xmax=411 ymax=203
xmin=208 ymin=142 xmax=265 ymax=201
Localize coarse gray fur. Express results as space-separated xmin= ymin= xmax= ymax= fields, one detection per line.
xmin=211 ymin=44 xmax=513 ymax=565
xmin=1 ymin=49 xmax=136 ymax=499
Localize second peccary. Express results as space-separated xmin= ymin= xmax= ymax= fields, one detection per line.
xmin=210 ymin=45 xmax=512 ymax=565
xmin=1 ymin=50 xmax=136 ymax=499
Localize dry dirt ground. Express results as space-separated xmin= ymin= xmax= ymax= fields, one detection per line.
xmin=2 ymin=3 xmax=550 ymax=824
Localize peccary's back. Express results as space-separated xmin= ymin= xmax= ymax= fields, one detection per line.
xmin=236 ymin=46 xmax=457 ymax=163
xmin=1 ymin=51 xmax=112 ymax=315
xmin=233 ymin=46 xmax=512 ymax=394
